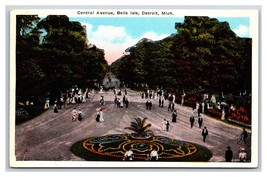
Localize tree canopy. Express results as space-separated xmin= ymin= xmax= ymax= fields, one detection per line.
xmin=16 ymin=15 xmax=108 ymax=103
xmin=111 ymin=16 xmax=252 ymax=96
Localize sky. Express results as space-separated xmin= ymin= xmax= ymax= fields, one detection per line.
xmin=69 ymin=17 xmax=250 ymax=64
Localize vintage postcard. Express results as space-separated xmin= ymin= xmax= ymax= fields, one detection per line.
xmin=9 ymin=8 xmax=259 ymax=168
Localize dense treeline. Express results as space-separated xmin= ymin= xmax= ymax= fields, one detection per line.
xmin=16 ymin=15 xmax=108 ymax=108
xmin=111 ymin=16 xmax=252 ymax=96
xmin=111 ymin=16 xmax=252 ymax=124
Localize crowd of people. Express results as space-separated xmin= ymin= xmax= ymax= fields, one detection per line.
xmin=44 ymin=86 xmax=96 ymax=123
xmin=114 ymin=95 xmax=129 ymax=108
xmin=44 ymin=84 xmax=250 ymax=162
xmin=46 ymin=86 xmax=92 ymax=113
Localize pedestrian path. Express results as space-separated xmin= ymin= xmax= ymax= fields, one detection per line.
xmin=15 ymin=86 xmax=251 ymax=162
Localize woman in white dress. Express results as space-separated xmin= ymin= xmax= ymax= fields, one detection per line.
xmin=72 ymin=108 xmax=77 ymax=121
xmin=99 ymin=110 xmax=104 ymax=122
xmin=82 ymin=93 xmax=86 ymax=103
xmin=162 ymin=119 xmax=167 ymax=131
xmin=120 ymin=99 xmax=124 ymax=108
xmin=124 ymin=149 xmax=134 ymax=161
xmin=150 ymin=148 xmax=159 ymax=161
xmin=70 ymin=96 xmax=76 ymax=104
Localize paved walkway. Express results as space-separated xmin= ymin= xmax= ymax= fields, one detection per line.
xmin=14 ymin=73 xmax=251 ymax=162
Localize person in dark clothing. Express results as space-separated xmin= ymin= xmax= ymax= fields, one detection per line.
xmin=96 ymin=112 xmax=100 ymax=122
xmin=202 ymin=127 xmax=209 ymax=142
xmin=146 ymin=100 xmax=149 ymax=110
xmin=225 ymin=146 xmax=233 ymax=162
xmin=172 ymin=110 xmax=177 ymax=122
xmin=168 ymin=94 xmax=173 ymax=102
xmin=117 ymin=98 xmax=121 ymax=108
xmin=99 ymin=96 xmax=105 ymax=105
xmin=148 ymin=100 xmax=152 ymax=110
xmin=166 ymin=121 xmax=170 ymax=131
xmin=198 ymin=116 xmax=203 ymax=128
xmin=78 ymin=108 xmax=83 ymax=121
xmin=114 ymin=96 xmax=117 ymax=107
xmin=74 ymin=96 xmax=78 ymax=103
xmin=53 ymin=103 xmax=58 ymax=113
xmin=77 ymin=96 xmax=81 ymax=103
xmin=141 ymin=92 xmax=144 ymax=99
xmin=190 ymin=115 xmax=195 ymax=128
xmin=123 ymin=95 xmax=126 ymax=104
xmin=241 ymin=128 xmax=248 ymax=144
xmin=125 ymin=98 xmax=129 ymax=108
xmin=149 ymin=92 xmax=152 ymax=99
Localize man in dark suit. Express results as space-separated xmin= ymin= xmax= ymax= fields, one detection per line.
xmin=146 ymin=100 xmax=149 ymax=110
xmin=241 ymin=128 xmax=248 ymax=144
xmin=198 ymin=115 xmax=203 ymax=128
xmin=190 ymin=115 xmax=195 ymax=128
xmin=202 ymin=126 xmax=209 ymax=142
xmin=225 ymin=146 xmax=233 ymax=162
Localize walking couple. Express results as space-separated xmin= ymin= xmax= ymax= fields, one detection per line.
xmin=162 ymin=119 xmax=170 ymax=132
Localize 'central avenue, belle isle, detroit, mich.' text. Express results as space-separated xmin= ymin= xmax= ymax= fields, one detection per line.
xmin=77 ymin=10 xmax=174 ymax=16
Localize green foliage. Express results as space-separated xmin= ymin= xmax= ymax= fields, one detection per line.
xmin=111 ymin=16 xmax=252 ymax=96
xmin=124 ymin=117 xmax=153 ymax=137
xmin=16 ymin=15 xmax=108 ymax=104
xmin=16 ymin=15 xmax=40 ymax=38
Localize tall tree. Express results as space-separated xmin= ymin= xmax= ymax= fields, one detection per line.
xmin=16 ymin=15 xmax=108 ymax=104
xmin=111 ymin=16 xmax=252 ymax=96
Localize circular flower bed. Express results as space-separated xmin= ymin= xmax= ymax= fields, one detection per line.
xmin=70 ymin=134 xmax=212 ymax=161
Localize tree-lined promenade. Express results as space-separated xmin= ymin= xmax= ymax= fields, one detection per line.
xmin=16 ymin=15 xmax=252 ymax=128
xmin=15 ymin=83 xmax=251 ymax=162
xmin=111 ymin=16 xmax=252 ymax=125
xmin=15 ymin=15 xmax=252 ymax=163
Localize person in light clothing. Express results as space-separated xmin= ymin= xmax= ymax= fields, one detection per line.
xmin=124 ymin=149 xmax=134 ymax=161
xmin=99 ymin=109 xmax=104 ymax=122
xmin=162 ymin=119 xmax=167 ymax=131
xmin=44 ymin=98 xmax=50 ymax=109
xmin=150 ymin=148 xmax=159 ymax=161
xmin=72 ymin=108 xmax=77 ymax=121
xmin=239 ymin=147 xmax=247 ymax=162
